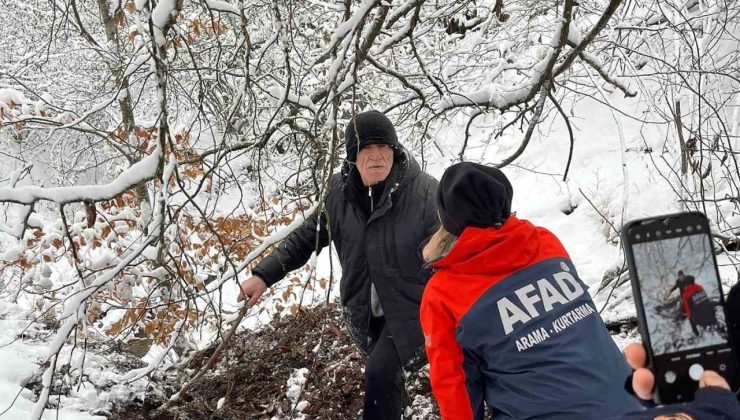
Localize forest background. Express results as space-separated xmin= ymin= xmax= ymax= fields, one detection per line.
xmin=2 ymin=0 xmax=740 ymax=418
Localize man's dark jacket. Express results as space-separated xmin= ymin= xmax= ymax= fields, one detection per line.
xmin=252 ymin=149 xmax=439 ymax=367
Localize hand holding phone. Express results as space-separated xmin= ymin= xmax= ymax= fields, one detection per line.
xmin=625 ymin=342 xmax=731 ymax=398
xmin=622 ymin=212 xmax=738 ymax=404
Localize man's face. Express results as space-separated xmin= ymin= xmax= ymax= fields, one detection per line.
xmin=356 ymin=143 xmax=394 ymax=187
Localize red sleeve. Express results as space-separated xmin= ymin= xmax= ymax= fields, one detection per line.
xmin=420 ymin=283 xmax=474 ymax=420
xmin=682 ymin=284 xmax=702 ymax=318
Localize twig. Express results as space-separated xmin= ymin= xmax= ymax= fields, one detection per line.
xmin=547 ymin=91 xmax=575 ymax=181
xmin=578 ymin=187 xmax=620 ymax=237
xmin=496 ymin=81 xmax=552 ymax=168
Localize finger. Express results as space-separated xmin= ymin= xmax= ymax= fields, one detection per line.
xmin=632 ymin=367 xmax=655 ymax=400
xmin=699 ymin=371 xmax=730 ymax=390
xmin=247 ymin=290 xmax=261 ymax=308
xmin=237 ymin=286 xmax=245 ymax=302
xmin=624 ymin=343 xmax=647 ymax=370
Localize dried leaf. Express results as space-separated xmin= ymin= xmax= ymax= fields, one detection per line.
xmin=108 ymin=320 xmax=125 ymax=336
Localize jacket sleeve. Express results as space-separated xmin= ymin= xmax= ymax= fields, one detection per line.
xmin=420 ymin=285 xmax=477 ymax=420
xmin=251 ymin=206 xmax=330 ymax=287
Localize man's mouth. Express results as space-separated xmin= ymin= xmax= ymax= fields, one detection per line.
xmin=369 ymin=165 xmax=384 ymax=170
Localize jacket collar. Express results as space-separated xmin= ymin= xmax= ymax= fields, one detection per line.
xmin=432 ymin=216 xmax=541 ymax=276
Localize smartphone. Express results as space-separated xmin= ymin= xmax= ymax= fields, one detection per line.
xmin=622 ymin=211 xmax=738 ymax=403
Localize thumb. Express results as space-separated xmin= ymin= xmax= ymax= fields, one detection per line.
xmin=237 ymin=283 xmax=247 ymax=302
xmin=699 ymin=371 xmax=730 ymax=390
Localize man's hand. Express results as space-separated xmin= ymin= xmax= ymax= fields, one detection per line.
xmin=624 ymin=342 xmax=730 ymax=401
xmin=238 ymin=276 xmax=267 ymax=307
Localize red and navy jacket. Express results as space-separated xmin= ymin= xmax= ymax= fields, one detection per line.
xmin=682 ymin=284 xmax=704 ymax=318
xmin=420 ymin=217 xmax=641 ymax=419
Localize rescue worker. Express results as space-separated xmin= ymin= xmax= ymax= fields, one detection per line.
xmin=669 ymin=271 xmax=718 ymax=335
xmin=419 ymin=162 xmax=641 ymax=419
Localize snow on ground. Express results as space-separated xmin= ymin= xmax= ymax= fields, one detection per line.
xmin=0 ymin=259 xmax=157 ymax=419
xmin=0 ymin=300 xmax=138 ymax=420
xmin=279 ymin=367 xmax=310 ymax=419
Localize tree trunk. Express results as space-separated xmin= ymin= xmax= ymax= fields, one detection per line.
xmin=95 ymin=0 xmax=149 ymax=205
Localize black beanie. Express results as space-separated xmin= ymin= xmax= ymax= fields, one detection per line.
xmin=345 ymin=110 xmax=400 ymax=162
xmin=437 ymin=162 xmax=514 ymax=236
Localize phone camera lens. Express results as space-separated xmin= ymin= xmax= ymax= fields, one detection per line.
xmin=686 ymin=226 xmax=693 ymax=232
xmin=656 ymin=231 xmax=662 ymax=237
xmin=664 ymin=371 xmax=677 ymax=384
xmin=697 ymin=224 xmax=702 ymax=230
xmin=635 ymin=234 xmax=641 ymax=240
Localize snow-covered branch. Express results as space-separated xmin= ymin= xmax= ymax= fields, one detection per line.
xmin=0 ymin=146 xmax=162 ymax=205
xmin=436 ymin=1 xmax=574 ymax=113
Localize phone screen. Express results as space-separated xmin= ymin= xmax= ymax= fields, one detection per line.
xmin=632 ymin=233 xmax=728 ymax=355
xmin=627 ymin=218 xmax=736 ymax=403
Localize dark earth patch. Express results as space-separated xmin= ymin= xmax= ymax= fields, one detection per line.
xmin=110 ymin=303 xmax=438 ymax=419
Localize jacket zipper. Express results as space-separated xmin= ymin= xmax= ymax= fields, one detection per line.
xmin=364 ymin=182 xmax=399 ymax=340
xmin=366 ymin=182 xmax=400 ymax=225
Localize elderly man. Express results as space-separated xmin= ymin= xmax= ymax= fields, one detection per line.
xmin=238 ymin=110 xmax=439 ymax=419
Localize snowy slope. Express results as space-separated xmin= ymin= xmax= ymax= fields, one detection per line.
xmin=0 ymin=302 xmax=104 ymax=419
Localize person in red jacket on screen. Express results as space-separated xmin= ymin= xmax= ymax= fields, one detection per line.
xmin=669 ymin=270 xmax=718 ymax=335
xmin=419 ymin=162 xmax=640 ymax=419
